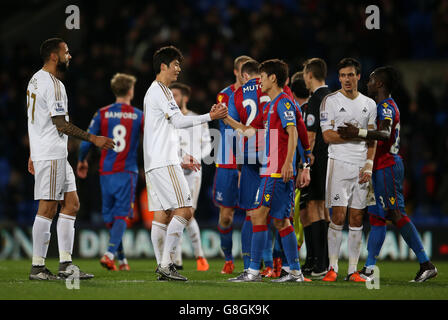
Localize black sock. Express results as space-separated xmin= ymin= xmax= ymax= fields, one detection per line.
xmin=303 ymin=225 xmax=313 ymax=267
xmin=311 ymin=220 xmax=325 ymax=270
xmin=323 ymin=221 xmax=330 ymax=269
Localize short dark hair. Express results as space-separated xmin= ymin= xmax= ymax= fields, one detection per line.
xmin=169 ymin=82 xmax=191 ymax=98
xmin=259 ymin=59 xmax=289 ymax=88
xmin=40 ymin=38 xmax=65 ymax=63
xmin=290 ymin=72 xmax=309 ymax=99
xmin=153 ymin=45 xmax=183 ymax=74
xmin=337 ymin=57 xmax=361 ymax=75
xmin=303 ymin=58 xmax=327 ymax=81
xmin=241 ymin=60 xmax=260 ymax=76
xmin=373 ymin=66 xmax=400 ymax=93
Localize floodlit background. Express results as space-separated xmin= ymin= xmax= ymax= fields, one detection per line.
xmin=0 ymin=0 xmax=447 ymax=260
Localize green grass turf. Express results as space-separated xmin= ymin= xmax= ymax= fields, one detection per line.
xmin=0 ymin=258 xmax=447 ymax=300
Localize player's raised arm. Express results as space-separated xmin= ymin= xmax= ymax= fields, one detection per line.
xmin=51 ymin=115 xmax=115 ymax=149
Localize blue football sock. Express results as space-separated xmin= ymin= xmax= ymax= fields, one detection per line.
xmin=249 ymin=225 xmax=268 ymax=271
xmin=218 ymin=224 xmax=233 ymax=261
xmin=397 ymin=216 xmax=429 ymax=264
xmin=241 ymin=216 xmax=253 ymax=269
xmin=116 ymin=242 xmax=125 ymax=261
xmin=262 ymin=228 xmax=273 ymax=268
xmin=280 ymin=225 xmax=300 ymax=271
xmin=108 ymin=219 xmax=127 ymax=255
xmin=365 ymin=225 xmax=386 ymax=268
xmin=273 ymin=229 xmax=282 ymax=259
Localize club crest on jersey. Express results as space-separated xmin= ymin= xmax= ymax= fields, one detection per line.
xmin=285 ymin=102 xmax=291 ymax=110
xmin=389 ymin=197 xmax=395 ymax=205
xmin=362 ymin=107 xmax=368 ymax=113
xmin=382 ymin=102 xmax=389 ymax=108
xmin=218 ymin=94 xmax=224 ymax=103
xmin=283 ymin=110 xmax=295 ymax=121
xmin=339 ymin=107 xmax=346 ymax=112
xmin=264 ymin=194 xmax=271 ymax=202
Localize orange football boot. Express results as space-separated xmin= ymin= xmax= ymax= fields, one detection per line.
xmin=273 ymin=257 xmax=282 ymax=278
xmin=346 ymin=272 xmax=366 ymax=282
xmin=261 ymin=267 xmax=274 ymax=278
xmin=196 ymin=257 xmax=209 ymax=271
xmin=322 ymin=267 xmax=338 ymax=282
xmin=119 ymin=263 xmax=130 ymax=271
xmin=100 ymin=255 xmax=117 ymax=271
xmin=221 ymin=260 xmax=235 ymax=274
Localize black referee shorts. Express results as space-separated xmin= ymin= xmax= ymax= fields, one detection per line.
xmin=307 ymin=154 xmax=328 ymax=201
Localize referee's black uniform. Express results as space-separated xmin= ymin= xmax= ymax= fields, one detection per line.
xmin=302 ymin=85 xmax=332 ymax=275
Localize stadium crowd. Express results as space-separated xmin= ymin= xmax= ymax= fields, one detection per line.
xmin=0 ymin=0 xmax=447 ymax=226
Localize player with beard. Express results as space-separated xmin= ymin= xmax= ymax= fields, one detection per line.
xmin=27 ymin=38 xmax=115 ymax=280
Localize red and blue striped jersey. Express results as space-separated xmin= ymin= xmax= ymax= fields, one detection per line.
xmin=374 ymin=97 xmax=401 ymax=171
xmin=216 ymin=84 xmax=237 ymax=168
xmin=260 ymin=92 xmax=298 ymax=178
xmin=79 ymin=103 xmax=144 ymax=175
xmin=228 ymin=78 xmax=269 ymax=164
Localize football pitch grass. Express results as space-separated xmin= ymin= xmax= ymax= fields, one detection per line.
xmin=0 ymin=259 xmax=447 ymax=300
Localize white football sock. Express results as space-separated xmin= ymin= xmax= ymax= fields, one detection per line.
xmin=328 ymin=222 xmax=343 ymax=273
xmin=151 ymin=221 xmax=167 ymax=265
xmin=160 ymin=215 xmax=188 ymax=268
xmin=32 ymin=215 xmax=52 ymax=266
xmin=186 ymin=217 xmax=204 ymax=258
xmin=174 ymin=233 xmax=183 ymax=266
xmin=57 ymin=213 xmax=76 ymax=263
xmin=348 ymin=225 xmax=363 ymax=275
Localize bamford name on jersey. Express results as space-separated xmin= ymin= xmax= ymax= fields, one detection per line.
xmin=105 ymin=111 xmax=138 ymax=120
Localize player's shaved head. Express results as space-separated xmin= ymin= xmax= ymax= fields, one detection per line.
xmin=241 ymin=60 xmax=260 ymax=77
xmin=234 ymin=55 xmax=252 ymax=71
xmin=372 ymin=66 xmax=399 ymax=93
xmin=169 ymin=82 xmax=191 ymax=98
xmin=40 ymin=38 xmax=65 ymax=63
xmin=153 ymin=45 xmax=183 ymax=74
xmin=259 ymin=59 xmax=289 ymax=88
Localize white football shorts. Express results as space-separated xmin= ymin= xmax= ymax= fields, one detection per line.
xmin=145 ymin=164 xmax=192 ymax=211
xmin=33 ymin=158 xmax=77 ymax=201
xmin=325 ymin=158 xmax=370 ymax=209
xmin=184 ymin=169 xmax=202 ymax=209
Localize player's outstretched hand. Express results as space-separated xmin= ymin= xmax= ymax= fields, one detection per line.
xmin=28 ymin=157 xmax=34 ymax=175
xmin=181 ymin=154 xmax=201 ymax=172
xmin=337 ymin=122 xmax=359 ymax=139
xmin=210 ymin=103 xmax=228 ymax=120
xmin=92 ymin=135 xmax=115 ymax=150
xmin=76 ymin=160 xmax=89 ymax=179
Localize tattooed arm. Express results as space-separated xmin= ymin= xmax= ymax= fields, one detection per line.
xmin=52 ymin=115 xmax=115 ymax=150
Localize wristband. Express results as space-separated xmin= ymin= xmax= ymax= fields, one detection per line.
xmin=366 ymin=159 xmax=373 ymax=166
xmin=304 ymin=148 xmax=312 ymax=155
xmin=303 ymin=162 xmax=310 ymax=170
xmin=358 ymin=129 xmax=368 ymax=138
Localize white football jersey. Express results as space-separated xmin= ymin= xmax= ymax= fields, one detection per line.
xmin=177 ymin=110 xmax=212 ymax=165
xmin=27 ymin=69 xmax=69 ymax=161
xmin=143 ymin=81 xmax=182 ymax=172
xmin=320 ymin=91 xmax=377 ymax=164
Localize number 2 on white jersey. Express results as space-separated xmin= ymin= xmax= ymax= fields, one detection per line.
xmin=112 ymin=124 xmax=127 ymax=152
